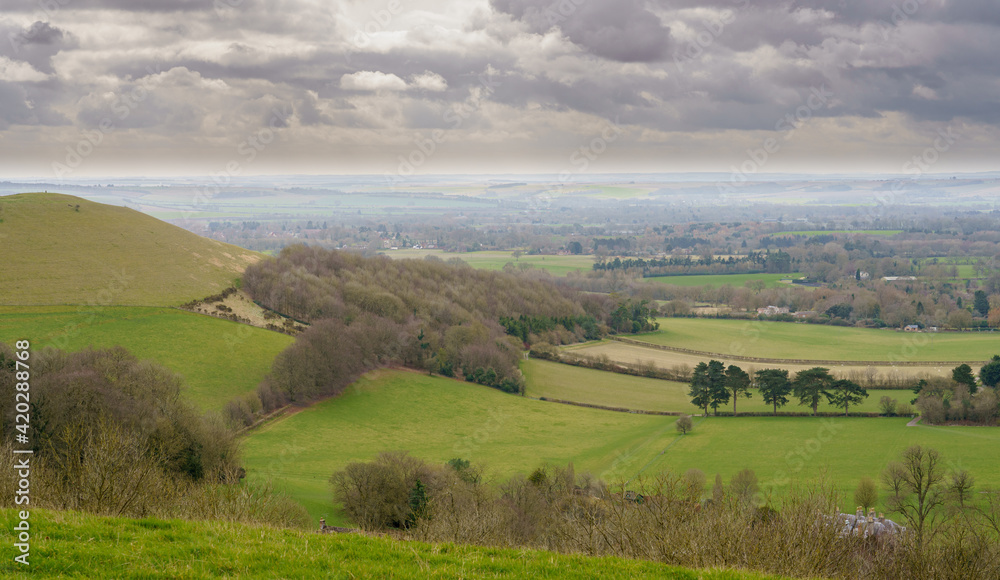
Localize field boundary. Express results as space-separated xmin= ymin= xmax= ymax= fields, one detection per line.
xmin=611 ymin=336 xmax=987 ymax=367
xmin=532 ymin=396 xmax=686 ymax=416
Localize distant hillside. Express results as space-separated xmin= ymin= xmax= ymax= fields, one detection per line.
xmin=0 ymin=192 xmax=260 ymax=306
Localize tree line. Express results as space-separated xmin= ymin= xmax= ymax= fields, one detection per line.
xmin=689 ymin=361 xmax=869 ymax=416
xmin=913 ymin=358 xmax=1000 ymax=425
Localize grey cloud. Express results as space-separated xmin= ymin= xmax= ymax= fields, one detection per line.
xmin=0 ymin=20 xmax=76 ymax=73
xmin=0 ymin=0 xmax=217 ymax=13
xmin=492 ymin=0 xmax=671 ymax=62
xmin=0 ymin=81 xmax=35 ymax=129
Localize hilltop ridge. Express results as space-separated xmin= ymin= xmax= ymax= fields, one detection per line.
xmin=0 ymin=192 xmax=260 ymax=306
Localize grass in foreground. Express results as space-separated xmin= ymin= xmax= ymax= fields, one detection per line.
xmin=635 ymin=318 xmax=1000 ymax=362
xmin=0 ymin=509 xmax=791 ymax=579
xmin=0 ymin=306 xmax=293 ymax=410
xmin=523 ymin=359 xmax=911 ymax=415
xmin=0 ymin=192 xmax=260 ymax=306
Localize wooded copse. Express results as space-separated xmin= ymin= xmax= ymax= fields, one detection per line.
xmin=227 ymin=245 xmax=651 ymax=426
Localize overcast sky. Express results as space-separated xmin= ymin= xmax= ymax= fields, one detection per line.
xmin=0 ymin=0 xmax=998 ymax=178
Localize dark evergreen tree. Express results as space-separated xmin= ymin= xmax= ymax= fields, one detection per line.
xmin=793 ymin=367 xmax=834 ymax=415
xmin=756 ymin=369 xmax=791 ymax=415
xmin=824 ymin=379 xmax=868 ymax=415
xmin=725 ymin=365 xmax=752 ymax=415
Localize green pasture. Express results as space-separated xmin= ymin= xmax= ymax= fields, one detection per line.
xmin=242 ymin=370 xmax=680 ymax=524
xmin=644 ymin=273 xmax=802 ymax=288
xmin=0 ymin=306 xmax=292 ymax=410
xmin=244 ymin=368 xmax=999 ymax=530
xmin=385 ymin=249 xmax=595 ymax=276
xmin=640 ymin=416 xmax=1000 ymax=508
xmin=636 ymin=318 xmax=1000 ymax=362
xmin=523 ymin=359 xmax=908 ymax=415
xmin=0 ymin=510 xmax=788 ymax=580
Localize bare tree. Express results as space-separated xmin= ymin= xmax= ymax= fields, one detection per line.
xmin=881 ymin=445 xmax=947 ymax=546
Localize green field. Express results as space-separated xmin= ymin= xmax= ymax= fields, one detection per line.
xmin=644 ymin=273 xmax=803 ymax=288
xmin=639 ymin=416 xmax=1000 ymax=505
xmin=0 ymin=192 xmax=260 ymax=306
xmin=384 ymin=249 xmax=595 ymax=276
xmin=523 ymin=359 xmax=908 ymax=415
xmin=244 ymin=368 xmax=1000 ymax=529
xmin=635 ymin=318 xmax=1000 ymax=362
xmin=919 ymin=257 xmax=989 ymax=279
xmin=243 ymin=370 xmax=681 ymax=524
xmin=776 ymin=230 xmax=902 ymax=236
xmin=0 ymin=509 xmax=786 ymax=580
xmin=0 ymin=306 xmax=293 ymax=410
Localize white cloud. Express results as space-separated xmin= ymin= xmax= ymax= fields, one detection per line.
xmin=340 ymin=70 xmax=408 ymax=92
xmin=0 ymin=57 xmax=48 ymax=82
xmin=410 ymin=71 xmax=447 ymax=92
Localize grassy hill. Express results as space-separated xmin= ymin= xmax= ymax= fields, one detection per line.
xmin=0 ymin=305 xmax=293 ymax=410
xmin=243 ymin=369 xmax=682 ymax=524
xmin=0 ymin=509 xmax=791 ymax=579
xmin=0 ymin=192 xmax=260 ymax=306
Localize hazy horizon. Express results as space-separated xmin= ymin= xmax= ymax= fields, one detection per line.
xmin=1 ymin=0 xmax=998 ymax=179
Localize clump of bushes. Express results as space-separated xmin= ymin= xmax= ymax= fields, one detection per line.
xmin=0 ymin=344 xmax=308 ymax=528
xmin=331 ymin=449 xmax=1000 ymax=579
